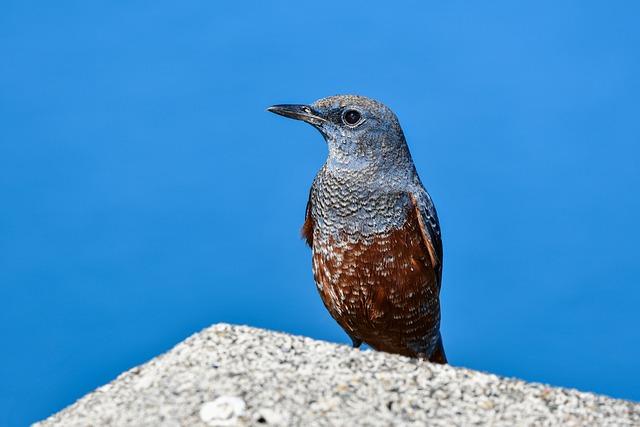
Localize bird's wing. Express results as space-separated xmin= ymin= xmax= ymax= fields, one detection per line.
xmin=301 ymin=188 xmax=314 ymax=247
xmin=409 ymin=191 xmax=443 ymax=286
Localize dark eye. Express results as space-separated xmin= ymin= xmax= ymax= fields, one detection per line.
xmin=342 ymin=109 xmax=361 ymax=126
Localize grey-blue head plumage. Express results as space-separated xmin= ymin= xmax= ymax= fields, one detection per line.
xmin=268 ymin=95 xmax=415 ymax=174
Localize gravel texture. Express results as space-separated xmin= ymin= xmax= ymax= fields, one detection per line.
xmin=35 ymin=323 xmax=640 ymax=426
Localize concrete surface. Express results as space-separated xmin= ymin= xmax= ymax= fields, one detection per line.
xmin=35 ymin=323 xmax=640 ymax=426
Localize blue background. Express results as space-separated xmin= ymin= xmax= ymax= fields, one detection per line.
xmin=1 ymin=1 xmax=639 ymax=425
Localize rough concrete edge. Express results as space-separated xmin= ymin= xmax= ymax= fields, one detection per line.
xmin=33 ymin=322 xmax=638 ymax=426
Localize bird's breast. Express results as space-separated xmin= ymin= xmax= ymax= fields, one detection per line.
xmin=309 ymin=188 xmax=441 ymax=356
xmin=310 ymin=172 xmax=410 ymax=239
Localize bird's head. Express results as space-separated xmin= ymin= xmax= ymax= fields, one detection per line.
xmin=268 ymin=95 xmax=412 ymax=171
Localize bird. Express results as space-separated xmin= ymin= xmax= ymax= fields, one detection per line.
xmin=268 ymin=95 xmax=446 ymax=364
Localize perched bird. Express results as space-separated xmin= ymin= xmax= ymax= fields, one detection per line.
xmin=268 ymin=95 xmax=446 ymax=363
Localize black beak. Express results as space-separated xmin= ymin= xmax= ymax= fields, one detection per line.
xmin=267 ymin=104 xmax=326 ymax=126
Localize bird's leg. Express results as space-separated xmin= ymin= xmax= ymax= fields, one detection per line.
xmin=350 ymin=336 xmax=363 ymax=349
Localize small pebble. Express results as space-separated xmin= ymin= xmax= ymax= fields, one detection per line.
xmin=199 ymin=396 xmax=246 ymax=426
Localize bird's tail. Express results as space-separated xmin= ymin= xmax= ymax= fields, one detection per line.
xmin=429 ymin=333 xmax=447 ymax=364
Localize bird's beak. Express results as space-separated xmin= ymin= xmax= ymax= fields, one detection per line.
xmin=267 ymin=104 xmax=326 ymax=126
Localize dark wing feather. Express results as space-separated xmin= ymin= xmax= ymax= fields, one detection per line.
xmin=301 ymin=188 xmax=314 ymax=247
xmin=409 ymin=192 xmax=443 ymax=287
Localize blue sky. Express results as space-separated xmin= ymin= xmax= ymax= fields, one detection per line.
xmin=1 ymin=1 xmax=639 ymax=425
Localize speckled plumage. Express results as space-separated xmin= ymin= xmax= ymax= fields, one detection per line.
xmin=269 ymin=95 xmax=446 ymax=363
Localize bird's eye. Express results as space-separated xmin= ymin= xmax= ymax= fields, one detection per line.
xmin=342 ymin=109 xmax=362 ymax=126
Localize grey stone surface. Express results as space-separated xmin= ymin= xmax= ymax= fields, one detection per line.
xmin=35 ymin=323 xmax=639 ymax=426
